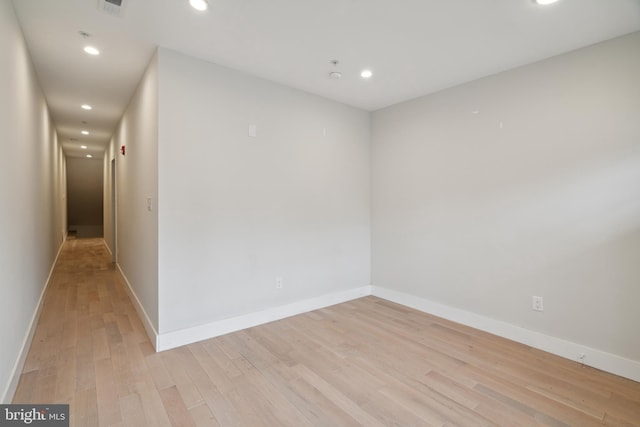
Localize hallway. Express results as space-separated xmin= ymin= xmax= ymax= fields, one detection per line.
xmin=12 ymin=238 xmax=159 ymax=425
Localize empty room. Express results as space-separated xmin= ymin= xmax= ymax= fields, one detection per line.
xmin=1 ymin=0 xmax=639 ymax=425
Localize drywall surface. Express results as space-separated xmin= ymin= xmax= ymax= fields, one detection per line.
xmin=0 ymin=0 xmax=66 ymax=402
xmin=67 ymin=157 xmax=103 ymax=236
xmin=109 ymin=53 xmax=159 ymax=331
xmin=372 ymin=32 xmax=640 ymax=362
xmin=104 ymin=151 xmax=115 ymax=258
xmin=157 ymin=48 xmax=370 ymax=333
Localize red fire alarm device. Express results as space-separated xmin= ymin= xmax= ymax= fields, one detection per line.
xmin=121 ymin=145 xmax=126 ymax=156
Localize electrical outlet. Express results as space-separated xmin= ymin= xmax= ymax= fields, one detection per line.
xmin=275 ymin=276 xmax=283 ymax=289
xmin=532 ymin=296 xmax=544 ymax=311
xmin=578 ymin=352 xmax=586 ymax=363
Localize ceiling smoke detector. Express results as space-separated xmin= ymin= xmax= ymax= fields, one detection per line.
xmin=98 ymin=0 xmax=126 ymax=17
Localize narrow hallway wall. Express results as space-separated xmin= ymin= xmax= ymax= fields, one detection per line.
xmin=0 ymin=0 xmax=67 ymax=402
xmin=67 ymin=157 xmax=104 ymax=237
xmin=105 ymin=52 xmax=159 ymax=339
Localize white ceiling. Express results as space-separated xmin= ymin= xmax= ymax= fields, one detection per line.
xmin=11 ymin=0 xmax=640 ymax=159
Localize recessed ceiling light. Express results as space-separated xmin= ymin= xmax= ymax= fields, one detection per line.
xmin=81 ymin=130 xmax=89 ymax=135
xmin=81 ymin=145 xmax=88 ymax=149
xmin=361 ymin=69 xmax=373 ymax=79
xmin=535 ymin=0 xmax=559 ymax=4
xmin=86 ymin=154 xmax=93 ymax=158
xmin=81 ymin=104 xmax=92 ymax=110
xmin=83 ymin=46 xmax=100 ymax=55
xmin=189 ymin=0 xmax=208 ymax=11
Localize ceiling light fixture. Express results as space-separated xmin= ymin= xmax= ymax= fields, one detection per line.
xmin=81 ymin=130 xmax=89 ymax=135
xmin=84 ymin=46 xmax=100 ymax=55
xmin=535 ymin=0 xmax=559 ymax=5
xmin=81 ymin=104 xmax=92 ymax=110
xmin=81 ymin=145 xmax=88 ymax=149
xmin=189 ymin=0 xmax=208 ymax=11
xmin=86 ymin=154 xmax=93 ymax=158
xmin=361 ymin=69 xmax=373 ymax=79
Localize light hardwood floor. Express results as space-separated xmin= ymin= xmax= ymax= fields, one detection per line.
xmin=13 ymin=238 xmax=640 ymax=426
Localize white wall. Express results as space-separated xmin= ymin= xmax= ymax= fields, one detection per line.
xmin=372 ymin=32 xmax=640 ymax=363
xmin=0 ymin=0 xmax=66 ymax=402
xmin=103 ymin=152 xmax=114 ymax=256
xmin=67 ymin=157 xmax=103 ymax=237
xmin=157 ymin=48 xmax=371 ymax=334
xmin=106 ymin=53 xmax=159 ymax=332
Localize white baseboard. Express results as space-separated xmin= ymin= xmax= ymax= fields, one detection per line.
xmin=371 ymin=286 xmax=640 ymax=383
xmin=104 ymin=271 xmax=640 ymax=383
xmin=103 ymin=240 xmax=112 ymax=256
xmin=2 ymin=239 xmax=66 ymax=404
xmin=156 ymin=286 xmax=372 ymax=352
xmin=116 ymin=264 xmax=159 ymax=350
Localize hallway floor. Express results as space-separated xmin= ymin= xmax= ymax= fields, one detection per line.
xmin=12 ymin=238 xmax=640 ymax=426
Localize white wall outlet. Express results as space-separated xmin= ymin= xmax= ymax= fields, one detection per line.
xmin=532 ymin=296 xmax=544 ymax=311
xmin=248 ymin=124 xmax=257 ymax=137
xmin=275 ymin=276 xmax=283 ymax=289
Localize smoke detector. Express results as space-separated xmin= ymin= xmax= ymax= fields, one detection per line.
xmin=98 ymin=0 xmax=126 ymax=17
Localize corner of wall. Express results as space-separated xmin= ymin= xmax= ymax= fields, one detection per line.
xmin=116 ymin=264 xmax=159 ymax=351
xmin=156 ymin=286 xmax=372 ymax=351
xmin=371 ymin=286 xmax=640 ymax=383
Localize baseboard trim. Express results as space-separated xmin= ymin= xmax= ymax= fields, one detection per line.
xmin=93 ymin=268 xmax=640 ymax=383
xmin=116 ymin=264 xmax=159 ymax=350
xmin=103 ymin=240 xmax=112 ymax=256
xmin=371 ymin=286 xmax=640 ymax=383
xmin=2 ymin=239 xmax=66 ymax=404
xmin=156 ymin=286 xmax=372 ymax=352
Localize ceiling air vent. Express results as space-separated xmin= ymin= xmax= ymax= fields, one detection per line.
xmin=98 ymin=0 xmax=126 ymax=17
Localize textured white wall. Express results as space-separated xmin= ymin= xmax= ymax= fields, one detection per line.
xmin=157 ymin=48 xmax=371 ymax=333
xmin=0 ymin=1 xmax=66 ymax=402
xmin=372 ymin=32 xmax=640 ymax=362
xmin=67 ymin=157 xmax=103 ymax=230
xmin=108 ymin=53 xmax=159 ymax=330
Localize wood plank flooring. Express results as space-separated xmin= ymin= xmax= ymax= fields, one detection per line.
xmin=12 ymin=238 xmax=640 ymax=426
